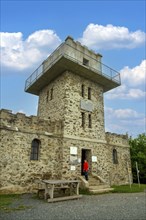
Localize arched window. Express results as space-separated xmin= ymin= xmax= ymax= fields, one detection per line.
xmin=113 ymin=149 xmax=118 ymax=164
xmin=30 ymin=139 xmax=40 ymax=160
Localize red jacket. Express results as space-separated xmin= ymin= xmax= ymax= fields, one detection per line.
xmin=83 ymin=161 xmax=89 ymax=171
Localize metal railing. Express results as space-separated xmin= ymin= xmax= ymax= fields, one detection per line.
xmin=25 ymin=44 xmax=121 ymax=91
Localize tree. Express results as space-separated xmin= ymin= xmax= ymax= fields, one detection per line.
xmin=129 ymin=133 xmax=146 ymax=184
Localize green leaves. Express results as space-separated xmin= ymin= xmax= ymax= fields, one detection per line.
xmin=129 ymin=133 xmax=146 ymax=184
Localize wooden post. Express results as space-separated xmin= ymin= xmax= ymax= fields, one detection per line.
xmin=127 ymin=162 xmax=131 ymax=188
xmin=136 ymin=162 xmax=140 ymax=187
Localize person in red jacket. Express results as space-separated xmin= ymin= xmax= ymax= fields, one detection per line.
xmin=83 ymin=159 xmax=89 ymax=181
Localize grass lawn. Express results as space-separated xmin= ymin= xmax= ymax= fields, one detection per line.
xmin=80 ymin=184 xmax=146 ymax=195
xmin=0 ymin=194 xmax=32 ymax=212
xmin=112 ymin=184 xmax=146 ymax=193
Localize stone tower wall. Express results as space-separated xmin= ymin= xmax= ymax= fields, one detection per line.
xmin=37 ymin=72 xmax=67 ymax=122
xmin=37 ymin=71 xmax=105 ymax=141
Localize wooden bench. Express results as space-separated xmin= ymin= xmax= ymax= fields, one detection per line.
xmin=34 ymin=180 xmax=69 ymax=199
xmin=34 ymin=180 xmax=45 ymax=198
xmin=42 ymin=179 xmax=81 ymax=201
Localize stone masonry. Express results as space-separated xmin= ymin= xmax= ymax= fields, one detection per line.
xmin=0 ymin=36 xmax=132 ymax=193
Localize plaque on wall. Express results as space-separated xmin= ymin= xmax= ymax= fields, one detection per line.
xmin=80 ymin=100 xmax=94 ymax=112
xmin=92 ymin=156 xmax=97 ymax=162
xmin=78 ymin=158 xmax=81 ymax=163
xmin=70 ymin=146 xmax=77 ymax=155
xmin=70 ymin=166 xmax=76 ymax=171
xmin=70 ymin=155 xmax=78 ymax=165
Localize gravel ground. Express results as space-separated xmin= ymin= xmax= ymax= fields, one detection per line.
xmin=0 ymin=192 xmax=146 ymax=220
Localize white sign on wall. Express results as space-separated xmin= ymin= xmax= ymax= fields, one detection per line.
xmin=78 ymin=158 xmax=81 ymax=163
xmin=70 ymin=146 xmax=77 ymax=155
xmin=70 ymin=155 xmax=78 ymax=165
xmin=92 ymin=156 xmax=97 ymax=162
xmin=70 ymin=166 xmax=76 ymax=171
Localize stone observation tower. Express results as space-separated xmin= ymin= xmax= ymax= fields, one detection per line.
xmin=0 ymin=36 xmax=132 ymax=193
xmin=25 ymin=36 xmax=120 ymax=141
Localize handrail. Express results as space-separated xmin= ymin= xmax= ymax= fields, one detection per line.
xmin=25 ymin=43 xmax=121 ymax=91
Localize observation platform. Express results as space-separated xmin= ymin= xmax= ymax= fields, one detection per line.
xmin=25 ymin=36 xmax=121 ymax=95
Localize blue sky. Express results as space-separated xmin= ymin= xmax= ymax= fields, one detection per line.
xmin=1 ymin=0 xmax=146 ymax=137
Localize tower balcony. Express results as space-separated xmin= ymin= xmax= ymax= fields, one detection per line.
xmin=25 ymin=36 xmax=121 ymax=95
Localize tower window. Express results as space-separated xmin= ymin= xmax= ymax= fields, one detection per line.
xmin=81 ymin=84 xmax=85 ymax=98
xmin=88 ymin=87 xmax=91 ymax=100
xmin=81 ymin=112 xmax=85 ymax=128
xmin=88 ymin=114 xmax=92 ymax=128
xmin=83 ymin=58 xmax=89 ymax=66
xmin=113 ymin=149 xmax=118 ymax=164
xmin=46 ymin=91 xmax=49 ymax=102
xmin=30 ymin=139 xmax=40 ymax=160
xmin=50 ymin=88 xmax=53 ymax=100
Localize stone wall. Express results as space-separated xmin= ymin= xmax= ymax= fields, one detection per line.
xmin=38 ymin=71 xmax=105 ymax=141
xmin=0 ymin=109 xmax=63 ymax=193
xmin=0 ymin=108 xmax=132 ymax=193
xmin=0 ymin=109 xmax=63 ymax=135
xmin=105 ymin=132 xmax=132 ymax=185
xmin=61 ymin=135 xmax=132 ymax=185
xmin=37 ymin=72 xmax=67 ymax=122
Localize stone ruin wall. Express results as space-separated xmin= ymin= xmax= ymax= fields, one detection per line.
xmin=0 ymin=109 xmax=64 ymax=193
xmin=0 ymin=109 xmax=132 ymax=193
xmin=105 ymin=132 xmax=132 ymax=185
xmin=59 ymin=133 xmax=132 ymax=186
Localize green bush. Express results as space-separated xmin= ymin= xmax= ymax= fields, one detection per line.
xmin=129 ymin=133 xmax=146 ymax=184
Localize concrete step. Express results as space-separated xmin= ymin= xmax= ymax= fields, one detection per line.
xmin=88 ymin=181 xmax=100 ymax=185
xmin=89 ymin=187 xmax=114 ymax=194
xmin=88 ymin=178 xmax=100 ymax=185
xmin=89 ymin=184 xmax=111 ymax=190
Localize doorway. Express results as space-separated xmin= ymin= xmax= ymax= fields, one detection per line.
xmin=81 ymin=149 xmax=92 ymax=175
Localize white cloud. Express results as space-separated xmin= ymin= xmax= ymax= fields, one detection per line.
xmin=106 ymin=86 xmax=145 ymax=100
xmin=105 ymin=60 xmax=146 ymax=100
xmin=127 ymin=88 xmax=145 ymax=98
xmin=105 ymin=106 xmax=145 ymax=136
xmin=78 ymin=24 xmax=146 ymax=49
xmin=105 ymin=107 xmax=142 ymax=119
xmin=114 ymin=108 xmax=141 ymax=119
xmin=120 ymin=60 xmax=146 ymax=86
xmin=0 ymin=30 xmax=61 ymax=70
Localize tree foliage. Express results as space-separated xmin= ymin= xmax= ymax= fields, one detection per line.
xmin=129 ymin=133 xmax=146 ymax=184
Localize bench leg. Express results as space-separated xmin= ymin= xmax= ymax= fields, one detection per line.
xmin=48 ymin=185 xmax=54 ymax=199
xmin=44 ymin=185 xmax=48 ymax=200
xmin=76 ymin=182 xmax=79 ymax=195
